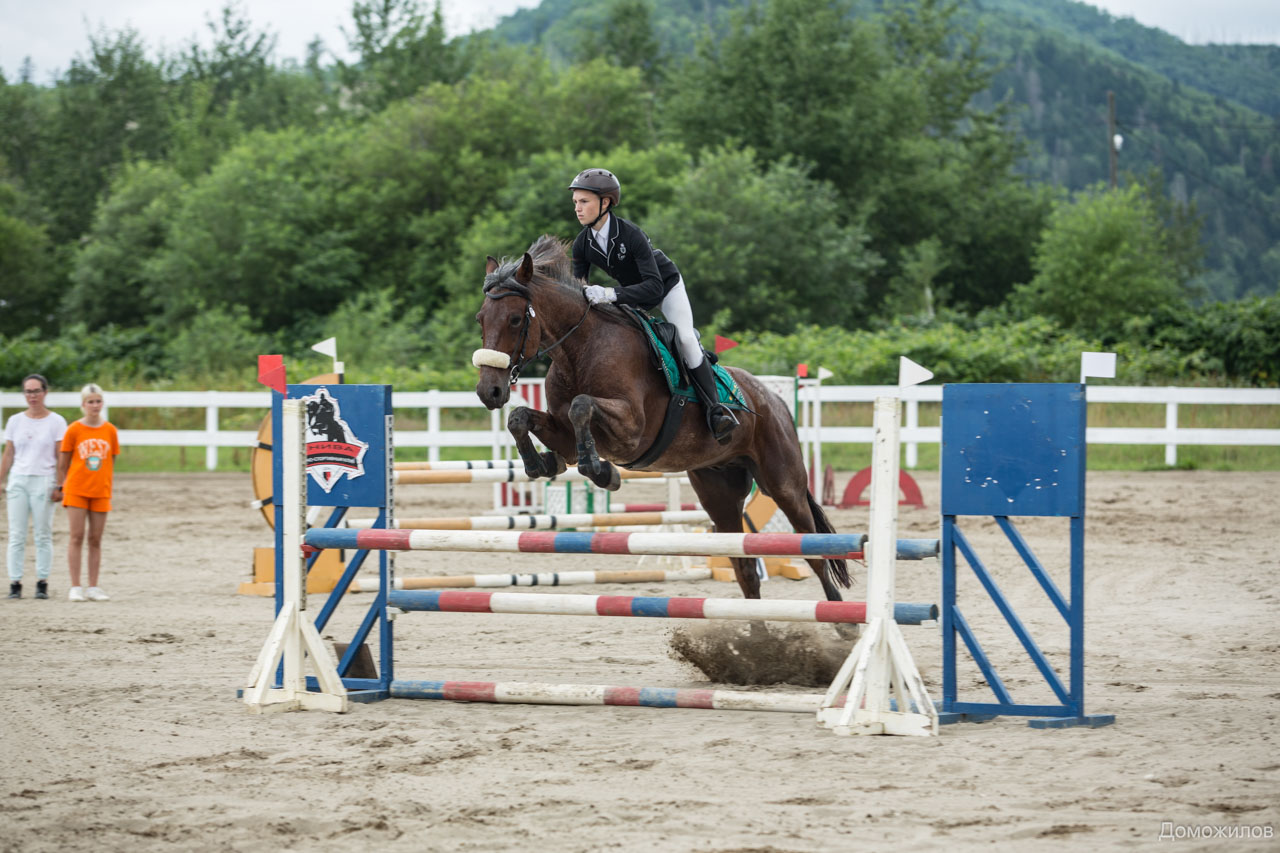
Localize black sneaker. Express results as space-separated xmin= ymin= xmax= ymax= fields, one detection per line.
xmin=7 ymin=582 xmax=20 ymax=599
xmin=35 ymin=580 xmax=49 ymax=600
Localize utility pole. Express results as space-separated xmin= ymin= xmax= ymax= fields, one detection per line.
xmin=1107 ymin=90 xmax=1118 ymax=189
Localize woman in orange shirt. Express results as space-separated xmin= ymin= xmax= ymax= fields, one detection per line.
xmin=56 ymin=384 xmax=119 ymax=602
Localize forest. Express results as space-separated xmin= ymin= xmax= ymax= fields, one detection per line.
xmin=1 ymin=0 xmax=1277 ymax=391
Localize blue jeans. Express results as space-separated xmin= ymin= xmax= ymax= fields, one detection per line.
xmin=6 ymin=474 xmax=56 ymax=582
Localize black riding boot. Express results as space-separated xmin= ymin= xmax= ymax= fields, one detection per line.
xmin=688 ymin=359 xmax=739 ymax=445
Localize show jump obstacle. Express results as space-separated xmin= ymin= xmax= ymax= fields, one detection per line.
xmin=939 ymin=383 xmax=1114 ymax=729
xmin=246 ymin=369 xmax=1111 ymax=733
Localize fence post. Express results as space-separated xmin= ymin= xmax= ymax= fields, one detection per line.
xmin=427 ymin=390 xmax=441 ymax=463
xmin=206 ymin=397 xmax=219 ymax=471
xmin=905 ymin=398 xmax=919 ymax=470
xmin=1165 ymin=401 xmax=1178 ymax=467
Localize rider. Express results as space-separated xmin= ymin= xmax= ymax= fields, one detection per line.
xmin=568 ymin=168 xmax=739 ymax=444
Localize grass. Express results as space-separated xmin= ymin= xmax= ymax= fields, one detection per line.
xmin=91 ymin=399 xmax=1280 ymax=474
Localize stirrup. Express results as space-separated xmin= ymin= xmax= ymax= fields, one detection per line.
xmin=709 ymin=406 xmax=739 ymax=444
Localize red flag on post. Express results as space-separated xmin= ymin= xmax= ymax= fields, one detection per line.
xmin=796 ymin=363 xmax=808 ymax=378
xmin=714 ymin=335 xmax=739 ymax=354
xmin=257 ymin=355 xmax=287 ymax=394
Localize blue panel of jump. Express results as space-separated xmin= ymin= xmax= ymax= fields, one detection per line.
xmin=940 ymin=383 xmax=1085 ymax=518
xmin=940 ymin=383 xmax=1112 ymax=729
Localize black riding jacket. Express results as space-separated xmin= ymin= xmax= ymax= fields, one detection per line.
xmin=571 ymin=214 xmax=681 ymax=310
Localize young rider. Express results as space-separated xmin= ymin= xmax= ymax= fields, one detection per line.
xmin=568 ymin=168 xmax=738 ymax=444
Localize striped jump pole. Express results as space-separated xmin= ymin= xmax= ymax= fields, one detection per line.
xmin=388 ymin=681 xmax=931 ymax=715
xmin=306 ymin=528 xmax=941 ymax=561
xmin=616 ymin=503 xmax=699 ymax=512
xmin=394 ymin=468 xmax=683 ymax=486
xmin=385 ymin=590 xmax=939 ymax=625
xmin=349 ymin=567 xmax=714 ymax=593
xmin=395 ymin=460 xmax=520 ymax=471
xmin=345 ymin=510 xmax=711 ymax=531
xmin=391 ymin=680 xmax=831 ymax=713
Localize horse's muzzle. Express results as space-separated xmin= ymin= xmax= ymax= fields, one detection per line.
xmin=475 ymin=370 xmax=512 ymax=410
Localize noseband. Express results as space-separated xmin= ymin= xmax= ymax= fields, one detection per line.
xmin=478 ymin=278 xmax=592 ymax=385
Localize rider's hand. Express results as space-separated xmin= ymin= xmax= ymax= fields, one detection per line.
xmin=583 ymin=285 xmax=616 ymax=305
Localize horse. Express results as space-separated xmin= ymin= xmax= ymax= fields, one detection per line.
xmin=305 ymin=393 xmax=346 ymax=443
xmin=472 ymin=235 xmax=851 ymax=602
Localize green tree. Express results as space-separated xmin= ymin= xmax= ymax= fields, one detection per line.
xmin=883 ymin=237 xmax=946 ymax=319
xmin=321 ymin=288 xmax=428 ymax=366
xmin=144 ymin=126 xmax=362 ymax=332
xmin=66 ymin=161 xmax=184 ymax=327
xmin=0 ymin=174 xmax=62 ymax=336
xmin=550 ymin=59 xmax=654 ymax=153
xmin=38 ymin=28 xmax=172 ymax=242
xmin=338 ymin=0 xmax=467 ymax=112
xmin=1009 ymin=183 xmax=1188 ymax=338
xmin=661 ymin=0 xmax=1045 ymax=313
xmin=645 ymin=145 xmax=878 ymax=332
xmin=165 ymin=303 xmax=268 ymax=375
xmin=575 ymin=0 xmax=665 ymax=87
xmin=178 ymin=4 xmax=276 ymax=117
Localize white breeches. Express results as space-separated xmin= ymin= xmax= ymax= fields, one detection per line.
xmin=659 ymin=280 xmax=704 ymax=369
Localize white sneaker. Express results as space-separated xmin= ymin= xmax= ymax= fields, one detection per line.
xmin=86 ymin=587 xmax=110 ymax=602
xmin=68 ymin=587 xmax=86 ymax=602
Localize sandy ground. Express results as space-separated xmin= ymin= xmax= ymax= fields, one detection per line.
xmin=1 ymin=470 xmax=1278 ymax=852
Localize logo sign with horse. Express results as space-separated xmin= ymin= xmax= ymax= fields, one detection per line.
xmin=302 ymin=387 xmax=369 ymax=494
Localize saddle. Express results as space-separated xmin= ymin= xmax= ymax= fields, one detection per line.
xmin=619 ymin=306 xmax=747 ymax=409
xmin=618 ymin=306 xmax=748 ymax=468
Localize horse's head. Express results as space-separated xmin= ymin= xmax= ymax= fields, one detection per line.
xmin=473 ymin=252 xmax=543 ymax=409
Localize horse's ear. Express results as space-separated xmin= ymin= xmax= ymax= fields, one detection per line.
xmin=485 ymin=256 xmax=499 ymax=275
xmin=516 ymin=253 xmax=534 ymax=284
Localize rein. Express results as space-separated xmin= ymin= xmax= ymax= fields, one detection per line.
xmin=486 ymin=287 xmax=592 ymax=385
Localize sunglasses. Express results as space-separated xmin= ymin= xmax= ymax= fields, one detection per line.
xmin=23 ymin=388 xmax=46 ymax=395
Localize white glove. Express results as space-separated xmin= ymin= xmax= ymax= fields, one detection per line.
xmin=583 ymin=285 xmax=617 ymax=304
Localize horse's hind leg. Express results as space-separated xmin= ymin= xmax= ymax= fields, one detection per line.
xmin=508 ymin=407 xmax=571 ymax=479
xmin=686 ymin=466 xmax=760 ymax=599
xmin=748 ymin=442 xmax=852 ymax=604
xmin=568 ymin=394 xmax=622 ymax=490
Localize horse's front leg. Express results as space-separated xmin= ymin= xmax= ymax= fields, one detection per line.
xmin=508 ymin=406 xmax=571 ymax=480
xmin=568 ymin=394 xmax=634 ymax=490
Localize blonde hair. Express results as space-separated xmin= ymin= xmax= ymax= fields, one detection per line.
xmin=80 ymin=383 xmax=105 ymax=403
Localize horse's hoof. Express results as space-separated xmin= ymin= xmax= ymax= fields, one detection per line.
xmin=605 ymin=466 xmax=621 ymax=491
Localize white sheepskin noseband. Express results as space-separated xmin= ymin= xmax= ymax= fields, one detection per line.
xmin=472 ymin=348 xmax=511 ymax=369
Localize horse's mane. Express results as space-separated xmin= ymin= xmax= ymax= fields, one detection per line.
xmin=483 ymin=234 xmax=632 ymax=327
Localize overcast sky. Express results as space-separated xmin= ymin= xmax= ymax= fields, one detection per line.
xmin=3 ymin=0 xmax=1278 ymax=83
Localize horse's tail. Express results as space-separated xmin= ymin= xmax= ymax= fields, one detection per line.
xmin=808 ymin=491 xmax=851 ymax=588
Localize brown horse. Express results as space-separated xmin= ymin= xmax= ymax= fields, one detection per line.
xmin=473 ymin=235 xmax=851 ymax=601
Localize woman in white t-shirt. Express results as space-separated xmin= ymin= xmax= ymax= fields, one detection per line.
xmin=2 ymin=374 xmax=68 ymax=600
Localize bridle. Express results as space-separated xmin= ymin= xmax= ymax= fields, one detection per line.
xmin=483 ymin=283 xmax=592 ymax=385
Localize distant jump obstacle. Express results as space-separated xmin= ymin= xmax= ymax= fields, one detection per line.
xmin=394 ymin=468 xmax=683 ymax=486
xmin=246 ymin=372 xmax=1112 ymax=733
xmin=343 ymin=510 xmax=712 ymax=530
xmin=349 ymin=567 xmax=716 ymax=593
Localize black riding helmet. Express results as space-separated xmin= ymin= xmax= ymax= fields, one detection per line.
xmin=569 ymin=168 xmax=621 ymax=211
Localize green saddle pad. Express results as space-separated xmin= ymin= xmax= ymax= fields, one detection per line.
xmin=631 ymin=311 xmax=747 ymax=409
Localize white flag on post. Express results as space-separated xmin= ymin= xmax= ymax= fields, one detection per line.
xmin=1080 ymin=352 xmax=1117 ymax=384
xmin=311 ymin=337 xmax=337 ymax=359
xmin=311 ymin=337 xmax=342 ymax=376
xmin=898 ymin=357 xmax=933 ymax=389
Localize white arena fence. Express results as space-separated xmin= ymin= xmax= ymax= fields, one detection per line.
xmin=2 ymin=383 xmax=1276 ymax=471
